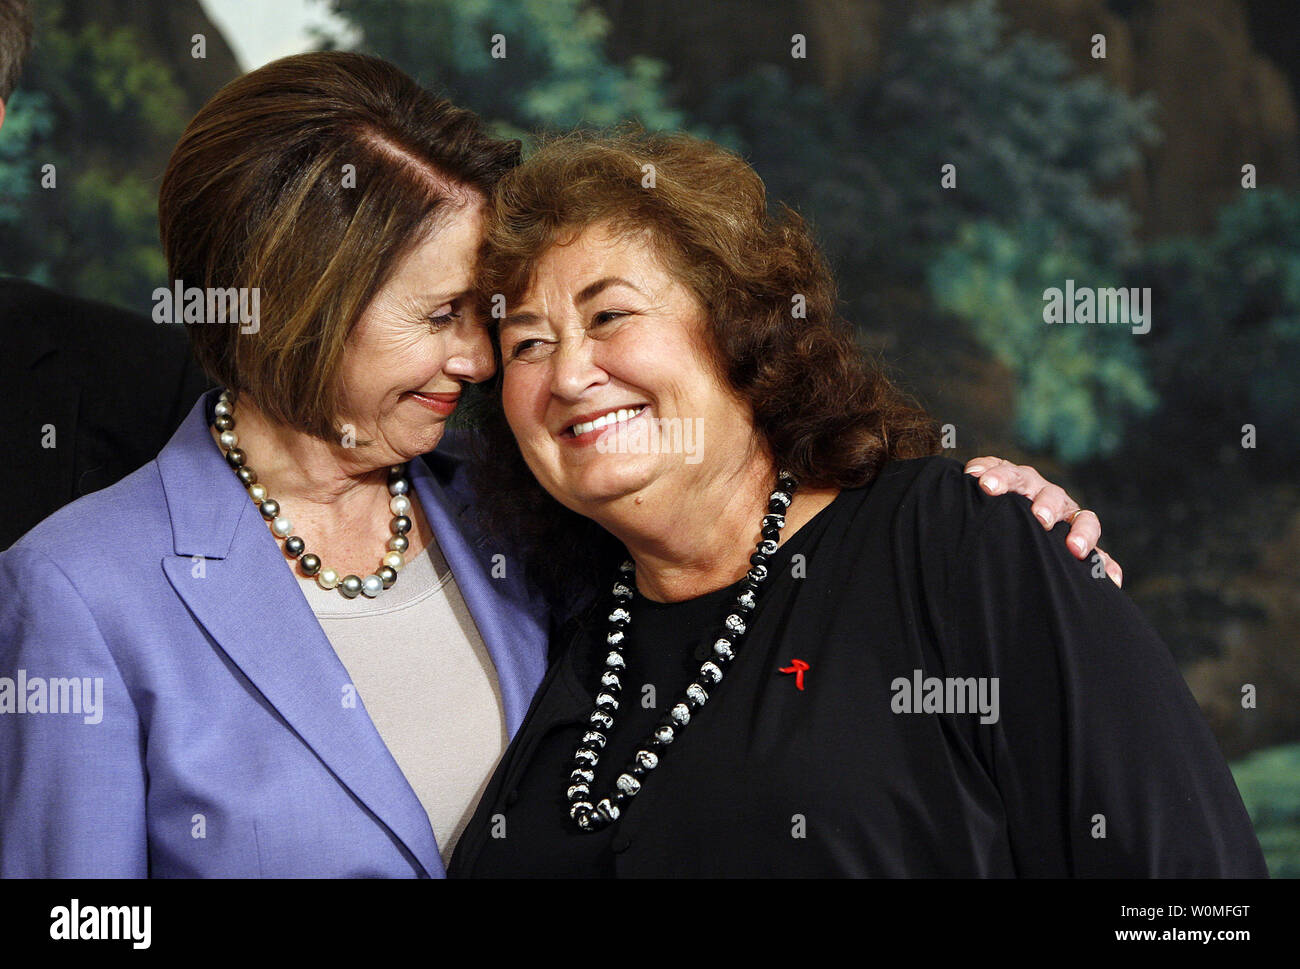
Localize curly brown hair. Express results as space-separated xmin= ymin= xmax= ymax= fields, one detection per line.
xmin=469 ymin=126 xmax=939 ymax=604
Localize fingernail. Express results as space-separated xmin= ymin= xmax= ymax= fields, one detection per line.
xmin=1071 ymin=537 xmax=1087 ymax=554
xmin=982 ymin=475 xmax=1000 ymax=492
xmin=1036 ymin=508 xmax=1053 ymax=526
xmin=967 ymin=465 xmax=986 ymax=475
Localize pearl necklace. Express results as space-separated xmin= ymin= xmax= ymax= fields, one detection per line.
xmin=211 ymin=389 xmax=412 ymax=599
xmin=565 ymin=472 xmax=798 ymax=831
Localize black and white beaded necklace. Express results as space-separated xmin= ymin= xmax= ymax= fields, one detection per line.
xmin=211 ymin=389 xmax=414 ymax=599
xmin=565 ymin=471 xmax=798 ymax=831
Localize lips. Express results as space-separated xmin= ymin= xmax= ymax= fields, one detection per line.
xmin=405 ymin=390 xmax=460 ymax=416
xmin=563 ymin=405 xmax=647 ymax=439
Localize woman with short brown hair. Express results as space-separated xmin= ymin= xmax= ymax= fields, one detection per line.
xmin=0 ymin=51 xmax=545 ymax=878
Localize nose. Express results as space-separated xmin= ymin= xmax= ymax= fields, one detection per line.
xmin=443 ymin=318 xmax=496 ymax=384
xmin=550 ymin=333 xmax=607 ymax=401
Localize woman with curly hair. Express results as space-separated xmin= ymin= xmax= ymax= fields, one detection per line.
xmin=0 ymin=51 xmax=1154 ymax=878
xmin=448 ymin=129 xmax=1266 ymax=877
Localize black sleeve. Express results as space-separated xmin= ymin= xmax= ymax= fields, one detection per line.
xmin=926 ymin=462 xmax=1266 ymax=877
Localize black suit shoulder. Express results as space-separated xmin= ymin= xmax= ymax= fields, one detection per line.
xmin=2 ymin=278 xmax=211 ymax=547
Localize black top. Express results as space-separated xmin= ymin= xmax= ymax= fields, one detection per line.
xmin=2 ymin=277 xmax=211 ymax=548
xmin=449 ymin=457 xmax=1267 ymax=877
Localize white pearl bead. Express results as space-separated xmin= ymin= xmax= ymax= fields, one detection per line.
xmin=382 ymin=551 xmax=405 ymax=572
xmin=271 ymin=516 xmax=293 ymax=537
xmin=219 ymin=430 xmax=238 ymax=449
xmin=248 ymin=484 xmax=267 ymax=502
xmin=361 ymin=574 xmax=383 ymax=598
xmin=317 ymin=567 xmax=339 ymax=589
xmin=389 ymin=494 xmax=411 ymax=517
xmin=214 ymin=400 xmax=232 ymax=417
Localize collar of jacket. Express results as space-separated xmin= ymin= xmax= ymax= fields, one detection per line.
xmin=154 ymin=388 xmax=550 ymax=877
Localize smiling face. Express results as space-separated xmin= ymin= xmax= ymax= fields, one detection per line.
xmin=335 ymin=194 xmax=493 ymax=466
xmin=498 ymin=221 xmax=761 ymax=515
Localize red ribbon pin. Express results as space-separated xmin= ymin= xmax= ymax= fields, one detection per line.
xmin=779 ymin=658 xmax=810 ymax=690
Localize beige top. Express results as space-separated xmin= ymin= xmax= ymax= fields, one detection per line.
xmin=295 ymin=538 xmax=507 ymax=867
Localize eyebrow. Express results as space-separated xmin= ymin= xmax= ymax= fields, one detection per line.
xmin=395 ymin=289 xmax=470 ymax=317
xmin=501 ymin=276 xmax=645 ymax=329
xmin=415 ymin=288 xmax=471 ymax=304
xmin=576 ymin=276 xmax=643 ymax=305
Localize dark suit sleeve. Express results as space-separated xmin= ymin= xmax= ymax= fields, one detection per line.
xmin=166 ymin=339 xmax=213 ymax=437
xmin=937 ymin=467 xmax=1267 ymax=877
xmin=71 ymin=311 xmax=209 ymax=498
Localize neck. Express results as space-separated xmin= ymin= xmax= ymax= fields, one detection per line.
xmin=215 ymin=396 xmax=389 ymax=506
xmin=209 ymin=395 xmax=415 ymax=574
xmin=594 ymin=453 xmax=839 ymax=603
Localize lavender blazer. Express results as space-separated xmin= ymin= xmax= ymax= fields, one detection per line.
xmin=0 ymin=389 xmax=550 ymax=877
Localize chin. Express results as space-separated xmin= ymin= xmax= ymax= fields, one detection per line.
xmin=553 ymin=455 xmax=665 ymax=510
xmin=392 ymin=423 xmax=446 ymax=460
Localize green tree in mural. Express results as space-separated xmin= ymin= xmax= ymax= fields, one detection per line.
xmin=1140 ymin=187 xmax=1300 ymax=467
xmin=929 ymin=218 xmax=1157 ymax=461
xmin=1232 ymin=743 xmax=1300 ymax=878
xmin=0 ymin=0 xmax=189 ymax=308
xmin=691 ymin=0 xmax=1159 ymax=462
xmin=695 ymin=0 xmax=1156 ymax=280
xmin=321 ymin=0 xmax=686 ymax=143
xmin=0 ymin=0 xmax=190 ymax=308
xmin=0 ymin=90 xmax=51 ymax=240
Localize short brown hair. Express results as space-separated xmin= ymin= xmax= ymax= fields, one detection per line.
xmin=0 ymin=0 xmax=33 ymax=101
xmin=158 ymin=50 xmax=520 ymax=441
xmin=471 ymin=127 xmax=939 ymax=599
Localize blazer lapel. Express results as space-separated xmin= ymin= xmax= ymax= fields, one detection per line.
xmin=407 ymin=454 xmax=550 ymax=738
xmin=157 ymin=390 xmax=443 ymax=877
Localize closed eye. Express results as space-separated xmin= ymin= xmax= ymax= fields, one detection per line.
xmin=425 ymin=297 xmax=466 ymax=328
xmin=427 ymin=310 xmax=461 ymax=327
